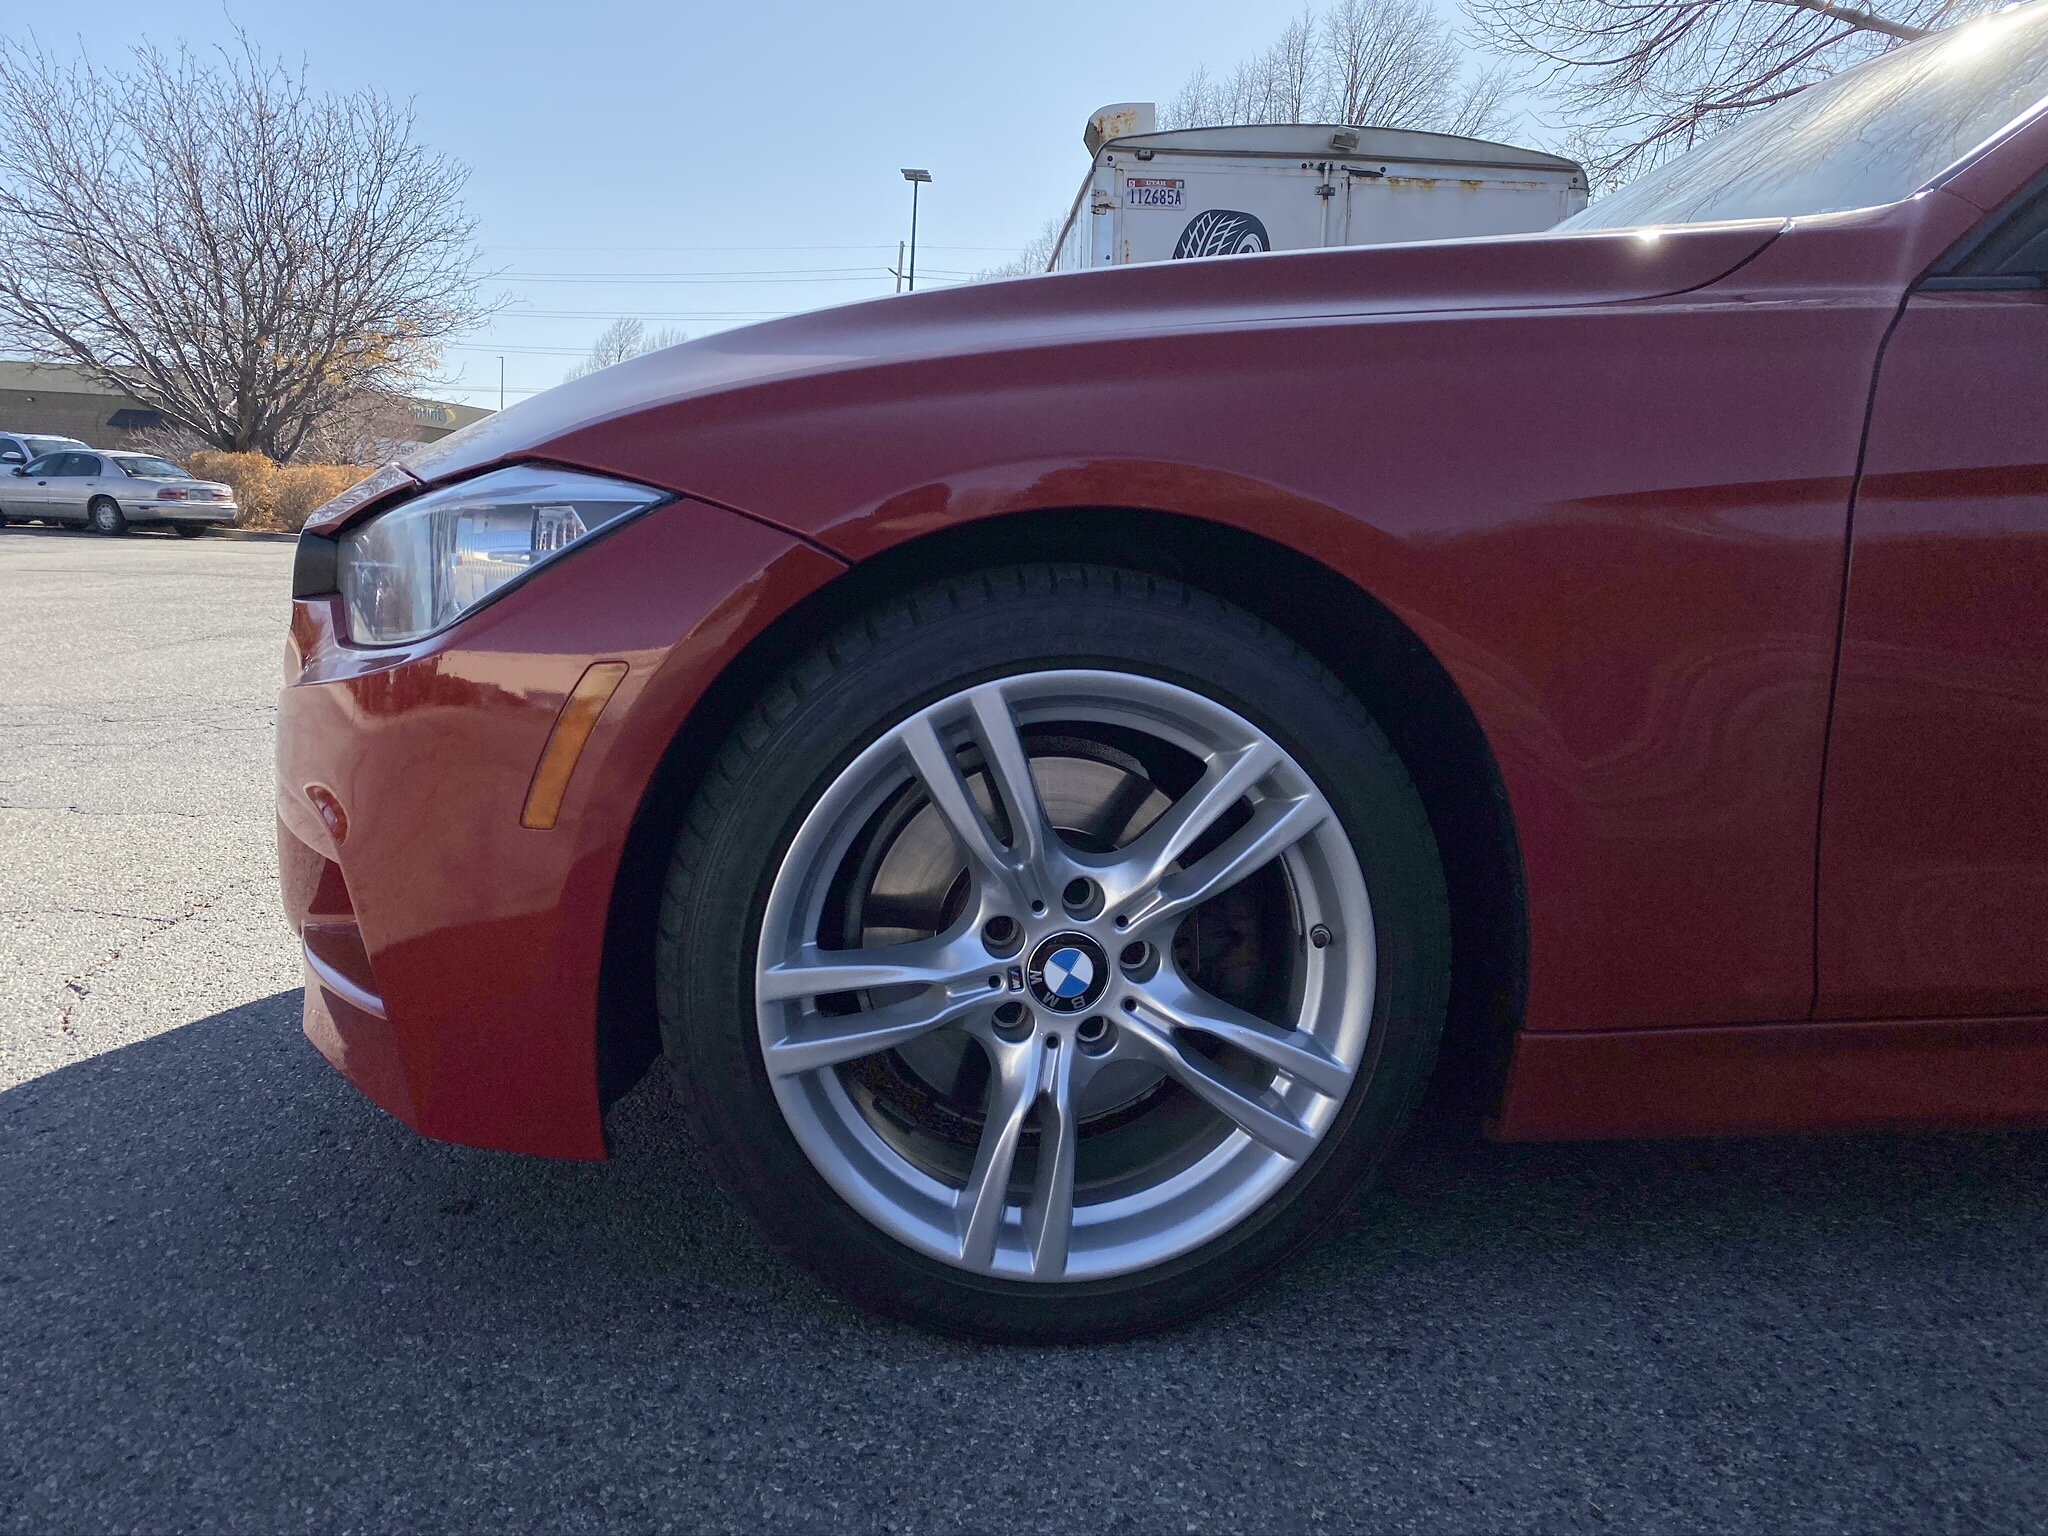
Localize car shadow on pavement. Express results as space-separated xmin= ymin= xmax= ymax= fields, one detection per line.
xmin=5 ymin=991 xmax=2046 ymax=1533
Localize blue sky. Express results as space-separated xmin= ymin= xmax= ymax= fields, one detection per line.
xmin=48 ymin=0 xmax=1509 ymax=409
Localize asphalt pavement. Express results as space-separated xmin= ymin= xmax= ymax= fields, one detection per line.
xmin=3 ymin=526 xmax=2045 ymax=1535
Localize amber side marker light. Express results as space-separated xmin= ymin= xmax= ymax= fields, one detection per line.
xmin=522 ymin=662 xmax=629 ymax=830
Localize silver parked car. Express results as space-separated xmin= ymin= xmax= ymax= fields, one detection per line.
xmin=0 ymin=450 xmax=237 ymax=536
xmin=0 ymin=431 xmax=89 ymax=466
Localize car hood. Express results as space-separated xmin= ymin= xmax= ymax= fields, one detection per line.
xmin=336 ymin=221 xmax=1779 ymax=531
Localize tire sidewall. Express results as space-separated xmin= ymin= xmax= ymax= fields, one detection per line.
xmin=662 ymin=570 xmax=1448 ymax=1339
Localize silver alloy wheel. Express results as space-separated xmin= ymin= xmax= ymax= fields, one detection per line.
xmin=755 ymin=669 xmax=1375 ymax=1282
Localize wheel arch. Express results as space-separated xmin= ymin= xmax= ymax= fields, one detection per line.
xmin=596 ymin=506 xmax=1527 ymax=1122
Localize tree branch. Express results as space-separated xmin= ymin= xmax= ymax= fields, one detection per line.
xmin=1759 ymin=0 xmax=1931 ymax=40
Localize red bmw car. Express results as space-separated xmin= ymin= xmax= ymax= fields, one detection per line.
xmin=280 ymin=13 xmax=2048 ymax=1339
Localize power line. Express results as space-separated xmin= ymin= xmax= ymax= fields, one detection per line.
xmin=502 ymin=265 xmax=898 ymax=278
xmin=446 ymin=343 xmax=603 ymax=356
xmin=500 ymin=308 xmax=793 ymax=320
xmin=492 ymin=272 xmax=975 ymax=286
xmin=479 ymin=242 xmax=1018 ymax=254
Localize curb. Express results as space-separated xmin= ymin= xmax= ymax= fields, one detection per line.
xmin=2 ymin=523 xmax=298 ymax=543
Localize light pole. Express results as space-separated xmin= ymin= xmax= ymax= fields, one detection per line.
xmin=496 ymin=355 xmax=505 ymax=413
xmin=900 ymin=168 xmax=931 ymax=292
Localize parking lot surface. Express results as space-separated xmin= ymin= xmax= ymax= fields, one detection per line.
xmin=3 ymin=527 xmax=2045 ymax=1534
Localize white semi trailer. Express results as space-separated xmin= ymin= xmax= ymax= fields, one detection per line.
xmin=1048 ymin=103 xmax=1589 ymax=271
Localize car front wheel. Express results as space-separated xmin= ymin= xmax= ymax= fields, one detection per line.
xmin=659 ymin=566 xmax=1450 ymax=1340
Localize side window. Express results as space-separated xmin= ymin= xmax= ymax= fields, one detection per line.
xmin=1929 ymin=174 xmax=2048 ymax=288
xmin=55 ymin=453 xmax=98 ymax=477
xmin=21 ymin=454 xmax=60 ymax=476
xmin=0 ymin=437 xmax=24 ymax=463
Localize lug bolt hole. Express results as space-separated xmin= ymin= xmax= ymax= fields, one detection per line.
xmin=1077 ymin=1015 xmax=1114 ymax=1053
xmin=982 ymin=915 xmax=1022 ymax=957
xmin=1119 ymin=941 xmax=1159 ymax=982
xmin=1061 ymin=877 xmax=1100 ymax=917
xmin=993 ymin=1000 xmax=1032 ymax=1039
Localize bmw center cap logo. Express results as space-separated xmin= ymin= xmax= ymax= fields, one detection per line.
xmin=1026 ymin=932 xmax=1108 ymax=1013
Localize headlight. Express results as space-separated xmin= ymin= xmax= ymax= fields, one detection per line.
xmin=338 ymin=465 xmax=667 ymax=645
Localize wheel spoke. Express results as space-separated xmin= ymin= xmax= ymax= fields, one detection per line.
xmin=898 ymin=713 xmax=1025 ymax=898
xmin=1118 ymin=1003 xmax=1320 ymax=1161
xmin=957 ymin=1037 xmax=1046 ymax=1270
xmin=1100 ymin=738 xmax=1279 ymax=905
xmin=762 ymin=988 xmax=989 ymax=1077
xmin=1119 ymin=792 xmax=1328 ymax=935
xmin=1140 ymin=971 xmax=1352 ymax=1099
xmin=757 ymin=935 xmax=985 ymax=1003
xmin=964 ymin=684 xmax=1056 ymax=883
xmin=1021 ymin=1042 xmax=1079 ymax=1278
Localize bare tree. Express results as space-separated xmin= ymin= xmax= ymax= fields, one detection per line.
xmin=0 ymin=36 xmax=492 ymax=461
xmin=294 ymin=390 xmax=425 ymax=464
xmin=563 ymin=317 xmax=688 ymax=382
xmin=1464 ymin=0 xmax=2001 ymax=185
xmin=1162 ymin=0 xmax=1517 ymax=139
xmin=1270 ymin=12 xmax=1321 ymax=123
xmin=977 ymin=217 xmax=1067 ymax=280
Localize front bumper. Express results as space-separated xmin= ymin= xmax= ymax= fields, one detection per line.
xmin=276 ymin=494 xmax=841 ymax=1158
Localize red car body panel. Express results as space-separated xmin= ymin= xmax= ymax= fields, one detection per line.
xmin=1497 ymin=1015 xmax=2048 ymax=1141
xmin=280 ymin=110 xmax=2048 ymax=1157
xmin=1817 ymin=289 xmax=2048 ymax=1020
xmin=278 ymin=502 xmax=842 ymax=1158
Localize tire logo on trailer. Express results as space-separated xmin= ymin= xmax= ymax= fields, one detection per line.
xmin=1173 ymin=210 xmax=1271 ymax=260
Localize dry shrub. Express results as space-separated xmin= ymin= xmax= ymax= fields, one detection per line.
xmin=184 ymin=450 xmax=278 ymax=526
xmin=273 ymin=464 xmax=373 ymax=532
xmin=178 ymin=451 xmax=371 ymax=531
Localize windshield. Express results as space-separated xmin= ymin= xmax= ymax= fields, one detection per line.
xmin=25 ymin=435 xmax=86 ymax=456
xmin=113 ymin=455 xmax=186 ymax=479
xmin=1562 ymin=3 xmax=2048 ymax=231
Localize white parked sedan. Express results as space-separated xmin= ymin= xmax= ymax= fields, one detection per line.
xmin=0 ymin=450 xmax=237 ymax=536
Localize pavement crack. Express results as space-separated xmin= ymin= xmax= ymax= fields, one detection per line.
xmin=49 ymin=882 xmax=250 ymax=1033
xmin=0 ymin=803 xmax=227 ymax=819
xmin=4 ymin=906 xmax=183 ymax=925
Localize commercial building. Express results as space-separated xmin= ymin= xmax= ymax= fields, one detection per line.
xmin=0 ymin=361 xmax=490 ymax=451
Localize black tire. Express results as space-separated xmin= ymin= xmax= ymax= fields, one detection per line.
xmin=88 ymin=497 xmax=127 ymax=536
xmin=657 ymin=566 xmax=1452 ymax=1341
xmin=172 ymin=523 xmax=207 ymax=538
xmin=1173 ymin=209 xmax=1271 ymax=260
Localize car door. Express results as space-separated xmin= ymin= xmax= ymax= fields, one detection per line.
xmin=1817 ymin=177 xmax=2048 ymax=1020
xmin=49 ymin=453 xmax=103 ymax=522
xmin=7 ymin=453 xmax=66 ymax=516
xmin=79 ymin=453 xmax=118 ymax=518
